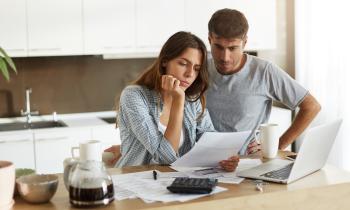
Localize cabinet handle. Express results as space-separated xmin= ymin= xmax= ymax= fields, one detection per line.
xmin=103 ymin=46 xmax=132 ymax=49
xmin=35 ymin=136 xmax=68 ymax=142
xmin=5 ymin=49 xmax=25 ymax=52
xmin=29 ymin=48 xmax=61 ymax=52
xmin=0 ymin=139 xmax=31 ymax=144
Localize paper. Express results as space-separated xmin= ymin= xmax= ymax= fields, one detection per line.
xmin=172 ymin=131 xmax=251 ymax=167
xmin=112 ymin=170 xmax=227 ymax=203
xmin=171 ymin=158 xmax=262 ymax=184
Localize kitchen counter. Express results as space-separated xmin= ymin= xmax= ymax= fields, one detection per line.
xmin=11 ymin=163 xmax=350 ymax=210
xmin=0 ymin=111 xmax=117 ymax=134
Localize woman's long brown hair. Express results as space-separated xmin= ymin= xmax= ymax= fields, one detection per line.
xmin=133 ymin=31 xmax=209 ymax=119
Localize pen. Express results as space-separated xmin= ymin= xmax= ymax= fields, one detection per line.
xmin=153 ymin=170 xmax=157 ymax=180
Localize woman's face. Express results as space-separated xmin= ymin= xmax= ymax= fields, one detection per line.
xmin=163 ymin=48 xmax=202 ymax=90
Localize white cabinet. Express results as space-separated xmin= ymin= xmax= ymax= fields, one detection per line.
xmin=184 ymin=0 xmax=276 ymax=50
xmin=83 ymin=0 xmax=136 ymax=55
xmin=135 ymin=0 xmax=185 ymax=52
xmin=91 ymin=125 xmax=120 ymax=150
xmin=0 ymin=131 xmax=35 ymax=169
xmin=1 ymin=0 xmax=276 ymax=57
xmin=26 ymin=0 xmax=83 ymax=56
xmin=34 ymin=128 xmax=90 ymax=174
xmin=0 ymin=0 xmax=27 ymax=57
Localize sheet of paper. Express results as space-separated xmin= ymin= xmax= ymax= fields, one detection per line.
xmin=112 ymin=170 xmax=227 ymax=203
xmin=171 ymin=158 xmax=262 ymax=184
xmin=172 ymin=131 xmax=251 ymax=167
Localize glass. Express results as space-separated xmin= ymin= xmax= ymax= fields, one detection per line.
xmin=68 ymin=160 xmax=114 ymax=207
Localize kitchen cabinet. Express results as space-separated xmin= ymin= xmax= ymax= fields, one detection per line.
xmin=26 ymin=0 xmax=83 ymax=56
xmin=135 ymin=0 xmax=185 ymax=52
xmin=0 ymin=131 xmax=35 ymax=169
xmin=34 ymin=127 xmax=90 ymax=174
xmin=1 ymin=0 xmax=276 ymax=57
xmin=0 ymin=0 xmax=27 ymax=57
xmin=184 ymin=0 xmax=276 ymax=50
xmin=83 ymin=0 xmax=136 ymax=55
xmin=91 ymin=125 xmax=120 ymax=150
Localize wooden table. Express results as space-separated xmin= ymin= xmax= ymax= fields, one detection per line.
xmin=12 ymin=152 xmax=350 ymax=210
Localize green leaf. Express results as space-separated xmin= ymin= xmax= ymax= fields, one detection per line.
xmin=0 ymin=47 xmax=17 ymax=74
xmin=0 ymin=58 xmax=10 ymax=81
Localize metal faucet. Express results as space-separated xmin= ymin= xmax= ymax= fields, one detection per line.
xmin=21 ymin=88 xmax=39 ymax=124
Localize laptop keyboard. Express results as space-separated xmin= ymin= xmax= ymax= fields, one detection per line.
xmin=260 ymin=163 xmax=294 ymax=180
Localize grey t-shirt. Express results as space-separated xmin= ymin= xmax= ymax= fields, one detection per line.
xmin=206 ymin=54 xmax=308 ymax=150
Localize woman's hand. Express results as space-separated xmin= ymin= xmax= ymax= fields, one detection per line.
xmin=161 ymin=75 xmax=185 ymax=99
xmin=104 ymin=145 xmax=121 ymax=166
xmin=219 ymin=156 xmax=240 ymax=172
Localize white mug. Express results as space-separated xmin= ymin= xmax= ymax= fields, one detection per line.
xmin=71 ymin=140 xmax=102 ymax=162
xmin=0 ymin=161 xmax=15 ymax=208
xmin=255 ymin=123 xmax=279 ymax=158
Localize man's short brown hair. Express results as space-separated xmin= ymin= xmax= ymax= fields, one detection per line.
xmin=208 ymin=8 xmax=249 ymax=39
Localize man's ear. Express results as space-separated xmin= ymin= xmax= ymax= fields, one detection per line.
xmin=208 ymin=33 xmax=212 ymax=44
xmin=242 ymin=36 xmax=248 ymax=48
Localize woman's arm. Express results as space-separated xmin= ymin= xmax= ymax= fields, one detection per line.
xmin=119 ymin=86 xmax=179 ymax=164
xmin=195 ymin=101 xmax=216 ymax=141
xmin=161 ymin=75 xmax=186 ymax=153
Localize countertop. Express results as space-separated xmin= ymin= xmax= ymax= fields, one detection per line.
xmin=11 ymin=163 xmax=350 ymax=210
xmin=0 ymin=111 xmax=117 ymax=135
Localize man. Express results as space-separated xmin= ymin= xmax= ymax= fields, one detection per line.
xmin=206 ymin=9 xmax=321 ymax=154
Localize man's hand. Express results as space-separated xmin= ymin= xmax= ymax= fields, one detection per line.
xmin=104 ymin=145 xmax=121 ymax=166
xmin=219 ymin=156 xmax=240 ymax=172
xmin=247 ymin=140 xmax=261 ymax=154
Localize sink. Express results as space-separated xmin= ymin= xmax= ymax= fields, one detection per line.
xmin=100 ymin=117 xmax=116 ymax=124
xmin=0 ymin=120 xmax=67 ymax=132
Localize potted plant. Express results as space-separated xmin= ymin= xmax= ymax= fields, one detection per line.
xmin=0 ymin=47 xmax=17 ymax=81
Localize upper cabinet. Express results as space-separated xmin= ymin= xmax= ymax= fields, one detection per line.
xmin=0 ymin=0 xmax=27 ymax=57
xmin=0 ymin=0 xmax=276 ymax=57
xmin=83 ymin=0 xmax=136 ymax=55
xmin=26 ymin=0 xmax=83 ymax=56
xmin=185 ymin=0 xmax=276 ymax=50
xmin=135 ymin=0 xmax=185 ymax=52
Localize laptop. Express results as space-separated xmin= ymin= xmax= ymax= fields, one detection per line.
xmin=237 ymin=119 xmax=342 ymax=184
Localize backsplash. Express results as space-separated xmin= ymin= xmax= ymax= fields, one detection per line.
xmin=0 ymin=56 xmax=154 ymax=117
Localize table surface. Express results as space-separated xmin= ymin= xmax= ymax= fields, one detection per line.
xmin=12 ymin=151 xmax=350 ymax=210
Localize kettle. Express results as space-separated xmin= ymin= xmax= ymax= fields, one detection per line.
xmin=63 ymin=140 xmax=114 ymax=207
xmin=68 ymin=160 xmax=114 ymax=207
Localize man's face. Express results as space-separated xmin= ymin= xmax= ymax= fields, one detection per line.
xmin=209 ymin=33 xmax=246 ymax=75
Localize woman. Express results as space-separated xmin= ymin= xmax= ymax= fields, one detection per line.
xmin=107 ymin=31 xmax=239 ymax=171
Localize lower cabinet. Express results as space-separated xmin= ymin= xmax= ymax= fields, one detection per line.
xmin=34 ymin=128 xmax=90 ymax=174
xmin=0 ymin=131 xmax=35 ymax=169
xmin=91 ymin=125 xmax=120 ymax=150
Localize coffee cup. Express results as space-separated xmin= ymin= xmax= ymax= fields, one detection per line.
xmin=0 ymin=161 xmax=15 ymax=208
xmin=255 ymin=123 xmax=279 ymax=158
xmin=71 ymin=140 xmax=102 ymax=162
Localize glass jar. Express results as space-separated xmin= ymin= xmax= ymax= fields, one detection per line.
xmin=68 ymin=160 xmax=114 ymax=207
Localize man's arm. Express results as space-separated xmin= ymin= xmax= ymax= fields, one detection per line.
xmin=278 ymin=93 xmax=321 ymax=149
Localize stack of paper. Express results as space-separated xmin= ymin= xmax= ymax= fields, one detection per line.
xmin=172 ymin=131 xmax=251 ymax=167
xmin=172 ymin=159 xmax=262 ymax=184
xmin=111 ymin=170 xmax=227 ymax=203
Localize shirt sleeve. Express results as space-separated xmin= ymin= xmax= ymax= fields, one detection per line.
xmin=265 ymin=63 xmax=309 ymax=110
xmin=118 ymin=87 xmax=179 ymax=164
xmin=194 ymin=100 xmax=216 ymax=141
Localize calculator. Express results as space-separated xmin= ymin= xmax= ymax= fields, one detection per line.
xmin=166 ymin=177 xmax=218 ymax=194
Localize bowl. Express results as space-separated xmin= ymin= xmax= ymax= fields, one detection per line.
xmin=16 ymin=174 xmax=58 ymax=204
